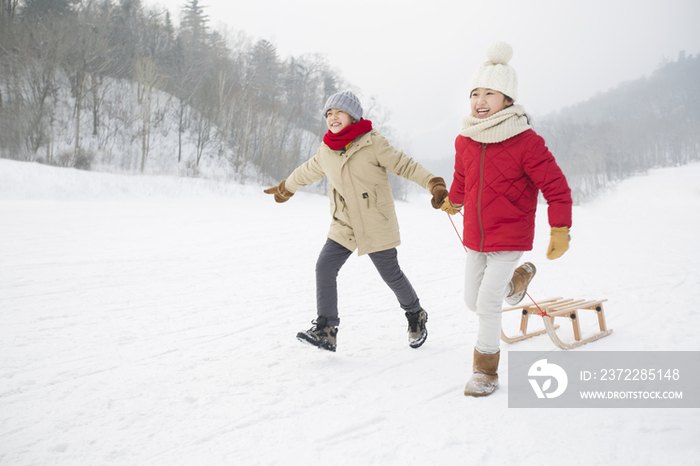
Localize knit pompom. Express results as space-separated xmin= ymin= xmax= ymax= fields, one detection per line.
xmin=486 ymin=42 xmax=513 ymax=65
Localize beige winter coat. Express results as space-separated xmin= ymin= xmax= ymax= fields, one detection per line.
xmin=285 ymin=129 xmax=435 ymax=255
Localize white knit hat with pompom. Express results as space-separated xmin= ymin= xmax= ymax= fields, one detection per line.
xmin=469 ymin=41 xmax=518 ymax=101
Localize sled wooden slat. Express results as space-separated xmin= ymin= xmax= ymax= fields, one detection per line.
xmin=500 ymin=297 xmax=563 ymax=343
xmin=501 ymin=297 xmax=612 ymax=350
xmin=547 ymin=299 xmax=601 ymax=315
xmin=501 ymin=297 xmax=563 ymax=313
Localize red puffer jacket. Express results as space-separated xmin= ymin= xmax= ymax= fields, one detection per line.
xmin=448 ymin=129 xmax=572 ymax=252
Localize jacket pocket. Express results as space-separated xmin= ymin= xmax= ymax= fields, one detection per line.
xmin=374 ymin=184 xmax=394 ymax=220
xmin=331 ymin=189 xmax=351 ymax=227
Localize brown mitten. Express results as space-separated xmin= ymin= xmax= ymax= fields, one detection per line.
xmin=427 ymin=177 xmax=448 ymax=209
xmin=264 ymin=180 xmax=294 ymax=203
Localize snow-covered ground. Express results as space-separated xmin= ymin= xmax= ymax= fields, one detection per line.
xmin=1 ymin=159 xmax=699 ymax=465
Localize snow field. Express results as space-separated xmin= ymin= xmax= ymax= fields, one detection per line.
xmin=1 ymin=159 xmax=699 ymax=465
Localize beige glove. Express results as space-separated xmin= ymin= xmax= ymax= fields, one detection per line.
xmin=440 ymin=196 xmax=462 ymax=215
xmin=547 ymin=226 xmax=570 ymax=260
xmin=264 ymin=180 xmax=294 ymax=203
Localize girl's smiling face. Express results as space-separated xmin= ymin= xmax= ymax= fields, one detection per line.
xmin=326 ymin=108 xmax=356 ymax=133
xmin=470 ymin=88 xmax=512 ymax=118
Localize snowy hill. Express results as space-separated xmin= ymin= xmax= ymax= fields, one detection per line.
xmin=1 ymin=159 xmax=699 ymax=465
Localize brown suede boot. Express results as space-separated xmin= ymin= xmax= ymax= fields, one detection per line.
xmin=464 ymin=349 xmax=500 ymax=397
xmin=505 ymin=262 xmax=536 ymax=305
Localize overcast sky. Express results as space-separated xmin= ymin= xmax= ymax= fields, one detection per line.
xmin=144 ymin=0 xmax=700 ymax=162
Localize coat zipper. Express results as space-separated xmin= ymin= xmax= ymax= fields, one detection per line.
xmin=478 ymin=143 xmax=486 ymax=252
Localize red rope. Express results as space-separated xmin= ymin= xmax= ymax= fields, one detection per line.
xmin=445 ymin=212 xmax=548 ymax=317
xmin=447 ymin=212 xmax=468 ymax=253
xmin=526 ymin=291 xmax=549 ymax=317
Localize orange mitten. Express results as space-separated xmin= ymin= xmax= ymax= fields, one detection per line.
xmin=440 ymin=197 xmax=462 ymax=215
xmin=547 ymin=227 xmax=570 ymax=260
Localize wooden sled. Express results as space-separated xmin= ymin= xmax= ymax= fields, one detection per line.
xmin=501 ymin=297 xmax=613 ymax=350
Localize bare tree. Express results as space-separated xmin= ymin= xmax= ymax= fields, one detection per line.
xmin=2 ymin=0 xmax=19 ymax=21
xmin=133 ymin=55 xmax=165 ymax=172
xmin=1 ymin=0 xmax=366 ymax=182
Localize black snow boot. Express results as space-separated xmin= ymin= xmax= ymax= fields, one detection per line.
xmin=405 ymin=309 xmax=428 ymax=349
xmin=296 ymin=316 xmax=338 ymax=352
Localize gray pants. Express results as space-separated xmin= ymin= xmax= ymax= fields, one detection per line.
xmin=316 ymin=239 xmax=421 ymax=326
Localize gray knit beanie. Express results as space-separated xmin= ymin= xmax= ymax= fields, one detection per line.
xmin=322 ymin=91 xmax=363 ymax=121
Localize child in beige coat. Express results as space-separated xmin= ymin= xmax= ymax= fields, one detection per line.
xmin=265 ymin=90 xmax=447 ymax=352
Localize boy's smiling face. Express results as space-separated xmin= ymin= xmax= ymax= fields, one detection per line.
xmin=326 ymin=108 xmax=356 ymax=133
xmin=470 ymin=88 xmax=511 ymax=118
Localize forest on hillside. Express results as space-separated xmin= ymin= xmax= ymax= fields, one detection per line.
xmin=0 ymin=0 xmax=386 ymax=184
xmin=1 ymin=1 xmax=699 ymax=203
xmin=535 ymin=51 xmax=700 ymax=202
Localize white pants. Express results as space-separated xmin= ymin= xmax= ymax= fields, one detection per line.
xmin=464 ymin=249 xmax=523 ymax=354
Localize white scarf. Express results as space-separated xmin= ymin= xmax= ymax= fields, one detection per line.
xmin=459 ymin=105 xmax=531 ymax=144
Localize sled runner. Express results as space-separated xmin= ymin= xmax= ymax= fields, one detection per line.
xmin=501 ymin=297 xmax=612 ymax=350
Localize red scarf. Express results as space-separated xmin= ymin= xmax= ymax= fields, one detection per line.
xmin=323 ymin=119 xmax=373 ymax=150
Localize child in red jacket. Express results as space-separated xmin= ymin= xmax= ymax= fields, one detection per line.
xmin=440 ymin=42 xmax=572 ymax=397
